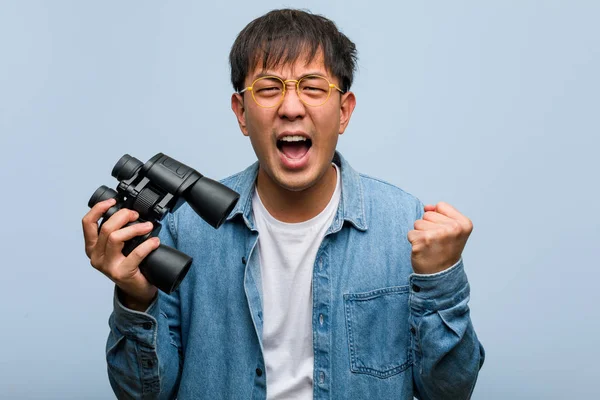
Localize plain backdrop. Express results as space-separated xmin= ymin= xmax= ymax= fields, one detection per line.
xmin=1 ymin=1 xmax=598 ymax=399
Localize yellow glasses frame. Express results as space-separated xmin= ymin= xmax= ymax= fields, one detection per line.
xmin=239 ymin=75 xmax=345 ymax=108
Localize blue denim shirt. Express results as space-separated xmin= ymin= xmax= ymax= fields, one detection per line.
xmin=107 ymin=152 xmax=485 ymax=399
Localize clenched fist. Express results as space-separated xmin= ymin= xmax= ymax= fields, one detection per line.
xmin=408 ymin=202 xmax=473 ymax=275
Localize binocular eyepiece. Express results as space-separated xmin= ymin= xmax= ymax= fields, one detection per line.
xmin=88 ymin=153 xmax=239 ymax=294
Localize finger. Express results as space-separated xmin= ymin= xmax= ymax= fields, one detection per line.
xmin=414 ymin=219 xmax=438 ymax=231
xmin=105 ymin=221 xmax=155 ymax=261
xmin=422 ymin=210 xmax=454 ymax=225
xmin=407 ymin=229 xmax=426 ymax=245
xmin=83 ymin=198 xmax=116 ymax=256
xmin=423 ymin=204 xmax=436 ymax=212
xmin=119 ymin=237 xmax=161 ymax=279
xmin=434 ymin=202 xmax=473 ymax=231
xmin=434 ymin=202 xmax=464 ymax=220
xmin=96 ymin=209 xmax=139 ymax=258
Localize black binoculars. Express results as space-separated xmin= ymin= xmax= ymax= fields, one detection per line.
xmin=88 ymin=153 xmax=239 ymax=294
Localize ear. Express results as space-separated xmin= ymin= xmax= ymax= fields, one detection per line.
xmin=231 ymin=93 xmax=249 ymax=136
xmin=338 ymin=91 xmax=356 ymax=135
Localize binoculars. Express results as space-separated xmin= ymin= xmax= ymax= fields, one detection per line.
xmin=88 ymin=153 xmax=239 ymax=294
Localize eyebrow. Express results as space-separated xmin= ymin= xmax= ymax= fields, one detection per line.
xmin=253 ymin=71 xmax=328 ymax=81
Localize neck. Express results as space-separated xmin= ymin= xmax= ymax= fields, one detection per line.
xmin=256 ymin=165 xmax=337 ymax=223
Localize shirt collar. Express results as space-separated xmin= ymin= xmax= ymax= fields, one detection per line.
xmin=225 ymin=151 xmax=367 ymax=232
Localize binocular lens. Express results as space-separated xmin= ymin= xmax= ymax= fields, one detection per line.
xmin=112 ymin=155 xmax=143 ymax=181
xmin=187 ymin=177 xmax=240 ymax=228
xmin=141 ymin=245 xmax=193 ymax=294
xmin=88 ymin=185 xmax=118 ymax=208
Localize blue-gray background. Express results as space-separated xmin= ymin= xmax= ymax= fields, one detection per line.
xmin=1 ymin=1 xmax=598 ymax=399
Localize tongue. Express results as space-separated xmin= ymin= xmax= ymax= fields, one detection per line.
xmin=280 ymin=141 xmax=310 ymax=159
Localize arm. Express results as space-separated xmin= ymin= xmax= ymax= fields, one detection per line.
xmin=410 ymin=259 xmax=485 ymax=399
xmin=105 ymin=214 xmax=183 ymax=399
xmin=408 ymin=201 xmax=484 ymax=399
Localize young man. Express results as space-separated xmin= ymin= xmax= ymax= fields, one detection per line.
xmin=83 ymin=9 xmax=484 ymax=399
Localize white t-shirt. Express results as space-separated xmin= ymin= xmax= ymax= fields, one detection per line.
xmin=252 ymin=164 xmax=341 ymax=400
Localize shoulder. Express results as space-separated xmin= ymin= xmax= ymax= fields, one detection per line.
xmin=358 ymin=173 xmax=424 ymax=222
xmin=335 ymin=152 xmax=424 ymax=225
xmin=359 ymin=173 xmax=419 ymax=200
xmin=358 ymin=172 xmax=422 ymax=206
xmin=219 ymin=168 xmax=248 ymax=190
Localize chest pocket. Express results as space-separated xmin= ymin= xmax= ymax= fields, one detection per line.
xmin=344 ymin=286 xmax=412 ymax=378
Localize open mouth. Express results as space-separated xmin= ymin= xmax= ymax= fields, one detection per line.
xmin=277 ymin=135 xmax=313 ymax=159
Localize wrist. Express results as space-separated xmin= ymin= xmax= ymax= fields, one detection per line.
xmin=116 ymin=286 xmax=157 ymax=312
xmin=412 ymin=255 xmax=462 ymax=275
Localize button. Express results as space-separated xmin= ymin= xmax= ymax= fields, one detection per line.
xmin=142 ymin=358 xmax=154 ymax=368
xmin=242 ymin=256 xmax=247 ymax=265
xmin=412 ymin=284 xmax=421 ymax=293
xmin=142 ymin=322 xmax=153 ymax=330
xmin=319 ymin=371 xmax=325 ymax=384
xmin=256 ymin=368 xmax=263 ymax=377
xmin=319 ymin=314 xmax=324 ymax=326
xmin=410 ymin=326 xmax=416 ymax=335
xmin=318 ymin=259 xmax=323 ymax=270
xmin=176 ymin=165 xmax=189 ymax=176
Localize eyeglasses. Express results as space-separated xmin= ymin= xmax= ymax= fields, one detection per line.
xmin=239 ymin=75 xmax=345 ymax=108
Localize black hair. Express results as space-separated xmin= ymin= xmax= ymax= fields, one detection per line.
xmin=229 ymin=9 xmax=358 ymax=93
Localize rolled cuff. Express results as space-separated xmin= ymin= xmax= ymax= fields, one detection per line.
xmin=409 ymin=258 xmax=469 ymax=312
xmin=111 ymin=287 xmax=160 ymax=348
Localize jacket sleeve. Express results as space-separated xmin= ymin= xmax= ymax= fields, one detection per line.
xmin=105 ymin=215 xmax=183 ymax=400
xmin=409 ymin=259 xmax=485 ymax=399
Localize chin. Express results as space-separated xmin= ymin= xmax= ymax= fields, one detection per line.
xmin=274 ymin=164 xmax=332 ymax=193
xmin=275 ymin=175 xmax=316 ymax=193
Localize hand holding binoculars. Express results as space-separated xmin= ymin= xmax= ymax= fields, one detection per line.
xmin=88 ymin=153 xmax=239 ymax=294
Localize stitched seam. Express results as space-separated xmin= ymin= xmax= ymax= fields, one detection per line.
xmin=346 ymin=285 xmax=409 ymax=300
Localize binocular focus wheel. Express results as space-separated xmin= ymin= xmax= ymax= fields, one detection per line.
xmin=133 ymin=188 xmax=161 ymax=217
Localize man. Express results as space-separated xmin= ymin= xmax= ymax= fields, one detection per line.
xmin=83 ymin=9 xmax=484 ymax=399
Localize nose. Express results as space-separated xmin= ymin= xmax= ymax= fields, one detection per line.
xmin=277 ymin=81 xmax=305 ymax=120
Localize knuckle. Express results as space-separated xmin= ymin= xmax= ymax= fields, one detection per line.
xmin=442 ymin=227 xmax=454 ymax=239
xmin=112 ymin=209 xmax=126 ymax=220
xmin=109 ymin=269 xmax=125 ymax=282
xmin=110 ymin=208 xmax=127 ymax=220
xmin=132 ymin=245 xmax=150 ymax=259
xmin=99 ymin=223 xmax=111 ymax=236
xmin=422 ymin=231 xmax=434 ymax=244
xmin=408 ymin=235 xmax=419 ymax=248
xmin=107 ymin=232 xmax=120 ymax=246
xmin=449 ymin=221 xmax=462 ymax=235
xmin=89 ymin=256 xmax=101 ymax=270
xmin=464 ymin=217 xmax=474 ymax=233
xmin=114 ymin=269 xmax=132 ymax=283
xmin=105 ymin=263 xmax=127 ymax=282
xmin=139 ymin=222 xmax=153 ymax=232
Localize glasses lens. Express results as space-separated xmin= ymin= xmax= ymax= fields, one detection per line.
xmin=252 ymin=77 xmax=284 ymax=107
xmin=298 ymin=76 xmax=331 ymax=106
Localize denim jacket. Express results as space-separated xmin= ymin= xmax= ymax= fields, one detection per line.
xmin=106 ymin=152 xmax=485 ymax=399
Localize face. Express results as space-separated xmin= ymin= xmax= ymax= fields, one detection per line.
xmin=231 ymin=51 xmax=356 ymax=195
